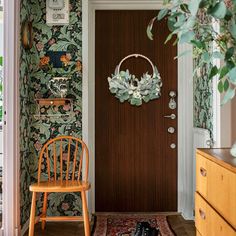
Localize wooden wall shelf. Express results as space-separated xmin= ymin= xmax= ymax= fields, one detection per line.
xmin=35 ymin=98 xmax=72 ymax=106
xmin=34 ymin=98 xmax=74 ymax=119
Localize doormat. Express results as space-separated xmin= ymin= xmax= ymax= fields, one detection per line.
xmin=92 ymin=214 xmax=176 ymax=236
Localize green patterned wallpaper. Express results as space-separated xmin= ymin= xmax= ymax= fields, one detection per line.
xmin=20 ymin=0 xmax=82 ymax=227
xmin=193 ymin=12 xmax=213 ymax=138
xmin=19 ymin=1 xmax=214 ymax=227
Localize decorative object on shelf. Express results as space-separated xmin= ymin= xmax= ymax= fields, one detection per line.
xmin=48 ymin=77 xmax=69 ymax=98
xmin=21 ymin=20 xmax=33 ymax=50
xmin=39 ymin=52 xmax=78 ymax=77
xmin=39 ymin=52 xmax=80 ymax=97
xmin=107 ymin=54 xmax=162 ymax=106
xmin=147 ymin=0 xmax=236 ymax=105
xmin=46 ymin=0 xmax=70 ymax=25
xmin=34 ymin=98 xmax=74 ymax=119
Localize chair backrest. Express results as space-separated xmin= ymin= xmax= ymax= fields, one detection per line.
xmin=37 ymin=136 xmax=89 ymax=183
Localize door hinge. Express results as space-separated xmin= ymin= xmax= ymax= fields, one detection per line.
xmin=193 ymin=209 xmax=195 ymax=217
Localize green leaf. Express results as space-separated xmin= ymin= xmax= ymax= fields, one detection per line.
xmin=157 ymin=8 xmax=169 ymax=20
xmin=228 ymin=67 xmax=236 ymax=84
xmin=167 ymin=17 xmax=177 ymax=32
xmin=179 ymin=31 xmax=195 ymax=44
xmin=147 ymin=17 xmax=157 ymax=40
xmin=224 ymin=79 xmax=229 ymax=92
xmin=225 ymin=9 xmax=233 ymax=21
xmin=180 ymin=4 xmax=190 ymax=13
xmin=230 ymin=22 xmax=236 ymax=40
xmin=225 ymin=47 xmax=234 ymax=60
xmin=209 ymin=66 xmax=219 ymax=79
xmin=174 ymin=14 xmax=186 ymax=28
xmin=199 ymin=0 xmax=209 ymax=8
xmin=191 ymin=40 xmax=205 ymax=49
xmin=208 ymin=2 xmax=227 ymax=19
xmin=226 ymin=60 xmax=235 ymax=70
xmin=164 ymin=33 xmax=174 ymax=44
xmin=188 ymin=0 xmax=201 ymax=16
xmin=218 ymin=80 xmax=224 ymax=93
xmin=0 ymin=57 xmax=3 ymax=66
xmin=201 ymin=52 xmax=211 ymax=63
xmin=222 ymin=88 xmax=235 ymax=104
xmin=220 ymin=66 xmax=229 ymax=79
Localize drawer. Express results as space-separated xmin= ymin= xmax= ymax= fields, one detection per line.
xmin=196 ymin=154 xmax=209 ymax=198
xmin=207 ymin=160 xmax=236 ymax=229
xmin=196 ymin=230 xmax=202 ymax=236
xmin=195 ymin=193 xmax=236 ymax=236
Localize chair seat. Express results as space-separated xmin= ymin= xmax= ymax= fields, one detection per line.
xmin=29 ymin=180 xmax=91 ymax=193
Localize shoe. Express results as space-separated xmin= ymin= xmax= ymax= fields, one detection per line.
xmin=134 ymin=222 xmax=159 ymax=236
xmin=142 ymin=225 xmax=159 ymax=236
xmin=134 ymin=222 xmax=143 ymax=236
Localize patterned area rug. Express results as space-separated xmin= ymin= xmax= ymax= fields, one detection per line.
xmin=92 ymin=214 xmax=175 ymax=236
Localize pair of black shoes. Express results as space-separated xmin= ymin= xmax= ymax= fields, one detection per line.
xmin=134 ymin=222 xmax=159 ymax=236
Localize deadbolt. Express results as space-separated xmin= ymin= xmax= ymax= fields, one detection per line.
xmin=169 ymin=91 xmax=176 ymax=98
xmin=170 ymin=143 xmax=176 ymax=149
xmin=168 ymin=91 xmax=177 ymax=110
xmin=168 ymin=127 xmax=175 ymax=134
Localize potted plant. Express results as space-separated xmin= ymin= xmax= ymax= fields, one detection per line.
xmin=147 ymin=0 xmax=236 ymax=155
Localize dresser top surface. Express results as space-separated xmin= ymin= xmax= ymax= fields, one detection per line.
xmin=197 ymin=148 xmax=236 ymax=173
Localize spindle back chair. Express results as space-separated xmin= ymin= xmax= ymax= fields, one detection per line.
xmin=28 ymin=136 xmax=91 ymax=236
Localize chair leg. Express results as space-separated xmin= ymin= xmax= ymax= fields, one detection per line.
xmin=28 ymin=192 xmax=37 ymax=236
xmin=81 ymin=191 xmax=90 ymax=236
xmin=41 ymin=192 xmax=48 ymax=230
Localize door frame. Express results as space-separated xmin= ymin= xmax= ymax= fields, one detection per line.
xmin=2 ymin=0 xmax=21 ymax=235
xmin=82 ymin=0 xmax=194 ymax=219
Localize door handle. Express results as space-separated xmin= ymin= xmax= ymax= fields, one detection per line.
xmin=164 ymin=114 xmax=176 ymax=120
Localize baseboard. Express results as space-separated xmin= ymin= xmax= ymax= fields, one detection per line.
xmin=21 ymin=219 xmax=29 ymax=236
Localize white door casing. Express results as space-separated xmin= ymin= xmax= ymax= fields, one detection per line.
xmin=82 ymin=0 xmax=194 ymax=219
xmin=3 ymin=0 xmax=21 ymax=235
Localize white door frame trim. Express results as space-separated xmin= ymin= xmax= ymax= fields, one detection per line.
xmin=82 ymin=0 xmax=194 ymax=219
xmin=2 ymin=0 xmax=21 ymax=235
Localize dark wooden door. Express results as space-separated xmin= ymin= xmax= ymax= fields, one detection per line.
xmin=95 ymin=10 xmax=177 ymax=212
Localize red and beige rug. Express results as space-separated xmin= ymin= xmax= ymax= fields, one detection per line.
xmin=92 ymin=214 xmax=175 ymax=236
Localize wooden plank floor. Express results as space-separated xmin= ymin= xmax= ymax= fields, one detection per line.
xmin=25 ymin=214 xmax=195 ymax=236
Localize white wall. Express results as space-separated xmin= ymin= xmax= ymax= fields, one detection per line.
xmin=220 ymin=96 xmax=232 ymax=147
xmin=0 ymin=11 xmax=3 ymax=56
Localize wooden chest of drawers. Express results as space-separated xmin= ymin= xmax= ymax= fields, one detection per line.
xmin=195 ymin=149 xmax=236 ymax=236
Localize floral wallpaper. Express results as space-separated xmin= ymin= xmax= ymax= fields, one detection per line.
xmin=193 ymin=12 xmax=213 ymax=138
xmin=19 ymin=0 xmax=215 ymax=228
xmin=20 ymin=0 xmax=82 ymax=227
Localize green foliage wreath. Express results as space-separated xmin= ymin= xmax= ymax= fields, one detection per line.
xmin=107 ymin=54 xmax=162 ymax=106
xmin=108 ymin=68 xmax=162 ymax=106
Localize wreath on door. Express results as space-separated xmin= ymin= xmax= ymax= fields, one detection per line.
xmin=107 ymin=54 xmax=162 ymax=106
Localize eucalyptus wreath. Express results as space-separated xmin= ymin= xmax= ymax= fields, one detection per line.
xmin=147 ymin=0 xmax=236 ymax=104
xmin=107 ymin=66 xmax=162 ymax=106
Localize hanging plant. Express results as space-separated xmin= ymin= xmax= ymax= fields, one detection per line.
xmin=147 ymin=0 xmax=236 ymax=104
xmin=107 ymin=54 xmax=162 ymax=106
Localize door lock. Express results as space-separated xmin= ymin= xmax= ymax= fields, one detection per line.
xmin=169 ymin=91 xmax=177 ymax=110
xmin=164 ymin=114 xmax=176 ymax=120
xmin=168 ymin=127 xmax=175 ymax=134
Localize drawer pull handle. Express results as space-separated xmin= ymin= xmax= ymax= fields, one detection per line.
xmin=200 ymin=167 xmax=207 ymax=177
xmin=199 ymin=208 xmax=206 ymax=220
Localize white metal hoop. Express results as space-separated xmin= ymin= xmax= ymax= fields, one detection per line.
xmin=117 ymin=53 xmax=156 ymax=75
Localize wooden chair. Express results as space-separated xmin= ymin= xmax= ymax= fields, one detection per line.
xmin=28 ymin=136 xmax=91 ymax=236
